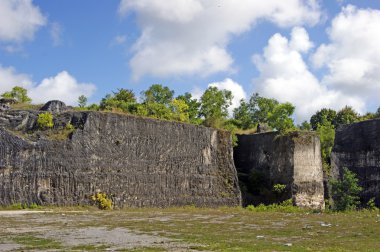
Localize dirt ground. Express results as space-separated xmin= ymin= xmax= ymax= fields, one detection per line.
xmin=1 ymin=208 xmax=379 ymax=251
xmin=0 ymin=210 xmax=202 ymax=252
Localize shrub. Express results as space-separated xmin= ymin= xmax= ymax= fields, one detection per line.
xmin=37 ymin=112 xmax=54 ymax=130
xmin=330 ymin=167 xmax=362 ymax=211
xmin=65 ymin=123 xmax=74 ymax=130
xmin=29 ymin=203 xmax=41 ymax=209
xmin=272 ymin=184 xmax=287 ymax=194
xmin=367 ymin=198 xmax=379 ymax=211
xmin=91 ymin=192 xmax=113 ymax=210
xmin=245 ymin=199 xmax=302 ymax=213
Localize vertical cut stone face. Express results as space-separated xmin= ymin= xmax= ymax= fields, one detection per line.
xmin=234 ymin=132 xmax=324 ymax=209
xmin=331 ymin=119 xmax=380 ymax=207
xmin=0 ymin=111 xmax=241 ymax=207
xmin=292 ymin=136 xmax=324 ymax=209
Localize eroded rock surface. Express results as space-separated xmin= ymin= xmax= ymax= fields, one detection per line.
xmin=331 ymin=119 xmax=380 ymax=207
xmin=0 ymin=109 xmax=241 ymax=207
xmin=234 ymin=132 xmax=324 ymax=209
xmin=40 ymin=100 xmax=68 ymax=113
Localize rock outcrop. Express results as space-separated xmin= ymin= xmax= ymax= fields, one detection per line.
xmin=331 ymin=119 xmax=380 ymax=207
xmin=234 ymin=132 xmax=325 ymax=209
xmin=40 ymin=100 xmax=68 ymax=114
xmin=0 ymin=106 xmax=241 ymax=208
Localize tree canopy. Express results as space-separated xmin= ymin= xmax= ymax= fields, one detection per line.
xmin=199 ymin=86 xmax=232 ymax=127
xmin=1 ymin=86 xmax=31 ymax=103
xmin=310 ymin=108 xmax=337 ymax=130
xmin=335 ymin=106 xmax=359 ymax=127
xmin=233 ymin=93 xmax=295 ymax=132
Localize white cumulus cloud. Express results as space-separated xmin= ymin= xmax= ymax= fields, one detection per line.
xmin=253 ymin=27 xmax=364 ymax=122
xmin=0 ymin=66 xmax=96 ymax=106
xmin=29 ymin=71 xmax=96 ymax=105
xmin=312 ymin=5 xmax=380 ymax=106
xmin=0 ymin=65 xmax=33 ymax=92
xmin=0 ymin=0 xmax=46 ymax=43
xmin=119 ymin=0 xmax=321 ymax=80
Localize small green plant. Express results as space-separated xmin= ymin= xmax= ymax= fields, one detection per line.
xmin=330 ymin=167 xmax=363 ymax=211
xmin=65 ymin=123 xmax=74 ymax=130
xmin=91 ymin=192 xmax=113 ymax=210
xmin=37 ymin=112 xmax=54 ymax=130
xmin=246 ymin=205 xmax=255 ymax=211
xmin=272 ymin=184 xmax=287 ymax=194
xmin=7 ymin=202 xmax=41 ymax=210
xmin=29 ymin=203 xmax=41 ymax=209
xmin=9 ymin=203 xmax=24 ymax=209
xmin=279 ymin=198 xmax=293 ymax=206
xmin=366 ymin=198 xmax=378 ymax=211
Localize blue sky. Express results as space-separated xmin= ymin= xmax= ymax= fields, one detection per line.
xmin=1 ymin=0 xmax=380 ymax=122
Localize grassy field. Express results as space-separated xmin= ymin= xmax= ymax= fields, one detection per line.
xmin=0 ymin=207 xmax=379 ymax=251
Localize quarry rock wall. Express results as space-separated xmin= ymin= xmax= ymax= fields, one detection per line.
xmin=331 ymin=119 xmax=380 ymax=207
xmin=234 ymin=132 xmax=325 ymax=209
xmin=0 ymin=110 xmax=241 ymax=208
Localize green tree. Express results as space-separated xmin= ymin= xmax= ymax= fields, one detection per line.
xmin=359 ymin=112 xmax=375 ymax=121
xmin=317 ymin=121 xmax=335 ymax=173
xmin=334 ymin=106 xmax=359 ymax=127
xmin=310 ymin=108 xmax=337 ymax=130
xmin=99 ymin=89 xmax=137 ymax=113
xmin=139 ymin=84 xmax=175 ymax=120
xmin=199 ymin=87 xmax=232 ymax=127
xmin=1 ymin=86 xmax=32 ymax=103
xmin=331 ymin=167 xmax=362 ymax=211
xmin=299 ymin=121 xmax=311 ymax=130
xmin=87 ymin=103 xmax=100 ymax=111
xmin=176 ymin=92 xmax=201 ymax=124
xmin=373 ymin=107 xmax=380 ymax=119
xmin=113 ymin=88 xmax=136 ymax=103
xmin=233 ymin=99 xmax=255 ymax=130
xmin=170 ymin=99 xmax=190 ymax=122
xmin=267 ymin=102 xmax=295 ymax=132
xmin=248 ymin=93 xmax=279 ymax=124
xmin=78 ymin=95 xmax=88 ymax=108
xmin=233 ymin=93 xmax=295 ymax=132
xmin=143 ymin=102 xmax=173 ymax=120
xmin=142 ymin=84 xmax=174 ymax=105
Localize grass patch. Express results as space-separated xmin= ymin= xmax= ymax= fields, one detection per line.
xmin=0 ymin=202 xmax=42 ymax=210
xmin=103 ymin=208 xmax=380 ymax=252
xmin=45 ymin=128 xmax=74 ymax=141
xmin=1 ymin=207 xmax=379 ymax=251
xmin=10 ymin=103 xmax=44 ymax=110
xmin=69 ymin=244 xmax=110 ymax=251
xmin=12 ymin=235 xmax=62 ymax=250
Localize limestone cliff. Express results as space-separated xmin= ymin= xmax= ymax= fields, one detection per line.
xmin=0 ymin=109 xmax=241 ymax=207
xmin=331 ymin=119 xmax=380 ymax=207
xmin=234 ymin=132 xmax=325 ymax=209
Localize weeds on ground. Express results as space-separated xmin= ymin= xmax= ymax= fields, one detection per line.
xmin=246 ymin=199 xmax=307 ymax=213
